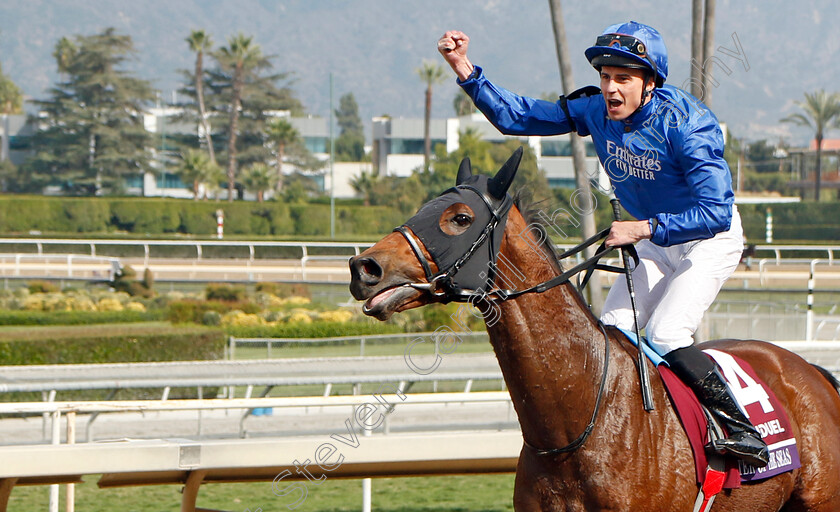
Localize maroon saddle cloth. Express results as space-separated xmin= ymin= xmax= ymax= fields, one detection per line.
xmin=659 ymin=348 xmax=801 ymax=489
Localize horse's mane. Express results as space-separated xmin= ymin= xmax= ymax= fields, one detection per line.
xmin=513 ymin=191 xmax=565 ymax=274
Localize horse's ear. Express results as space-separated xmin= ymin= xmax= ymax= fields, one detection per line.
xmin=456 ymin=157 xmax=472 ymax=185
xmin=488 ymin=146 xmax=523 ymax=199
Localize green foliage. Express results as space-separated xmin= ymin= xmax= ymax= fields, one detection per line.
xmin=224 ymin=320 xmax=404 ymax=339
xmin=113 ymin=265 xmax=154 ymax=298
xmin=23 ymin=28 xmax=155 ymax=195
xmin=255 ymin=282 xmax=311 ymax=298
xmin=0 ymin=323 xmax=224 ymax=365
xmin=0 ymin=62 xmax=23 ymax=114
xmin=335 ymin=92 xmax=366 ymax=161
xmin=205 ymin=283 xmax=247 ymax=302
xmin=63 ymin=199 xmax=110 ymax=232
xmin=738 ymin=202 xmax=840 ymax=242
xmin=111 ymin=200 xmax=180 ymax=233
xmin=241 ymin=162 xmax=277 ymax=202
xmin=421 ymin=303 xmax=485 ymax=332
xmin=176 ymin=149 xmax=222 ymax=199
xmin=0 ymin=309 xmax=163 ymax=326
xmin=167 ymin=299 xmax=231 ymax=323
xmin=27 ymin=280 xmax=59 ymax=294
xmin=290 ymin=204 xmax=331 ymax=235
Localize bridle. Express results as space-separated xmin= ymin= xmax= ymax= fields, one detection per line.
xmin=394 ymin=184 xmax=513 ymax=303
xmin=393 ymin=189 xmax=638 ymax=454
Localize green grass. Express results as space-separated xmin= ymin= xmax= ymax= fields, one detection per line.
xmin=232 ymin=339 xmax=493 ymax=360
xmin=0 ymin=321 xmax=209 ymax=342
xmin=8 ymin=474 xmax=516 ymax=511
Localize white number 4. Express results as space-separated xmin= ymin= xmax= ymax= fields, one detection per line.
xmin=704 ymin=349 xmax=773 ymax=417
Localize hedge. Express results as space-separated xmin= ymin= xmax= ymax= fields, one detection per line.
xmin=737 ymin=203 xmax=840 ymax=242
xmin=0 ymin=309 xmax=165 ymax=326
xmin=0 ymin=324 xmax=225 ymax=401
xmin=224 ymin=321 xmax=405 ymax=339
xmin=0 ymin=195 xmax=838 ymax=243
xmin=0 ymin=196 xmax=403 ymax=238
xmin=0 ymin=323 xmax=225 ymax=365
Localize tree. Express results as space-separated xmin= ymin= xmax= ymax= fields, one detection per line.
xmin=176 ymin=149 xmax=220 ymax=199
xmin=215 ymin=33 xmax=269 ymax=201
xmin=547 ymin=0 xmax=601 ymax=308
xmin=782 ymin=90 xmax=840 ymax=201
xmin=453 ymin=90 xmax=475 ymax=117
xmin=335 ymin=92 xmax=365 ymax=161
xmin=52 ymin=36 xmax=77 ymax=81
xmin=416 ymin=60 xmax=447 ymax=173
xmin=241 ymin=162 xmax=277 ymax=202
xmin=265 ymin=117 xmax=300 ymax=190
xmin=350 ymin=170 xmax=378 ymax=206
xmin=691 ymin=0 xmax=717 ymax=105
xmin=0 ymin=29 xmax=24 ymax=115
xmin=24 ymin=28 xmax=155 ymax=195
xmin=186 ymin=30 xmax=216 ymax=164
xmin=0 ymin=64 xmax=22 ymax=114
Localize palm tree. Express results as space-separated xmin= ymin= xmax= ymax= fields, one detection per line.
xmin=416 ymin=60 xmax=447 ymax=173
xmin=216 ymin=33 xmax=268 ymax=201
xmin=782 ymin=90 xmax=840 ymax=201
xmin=186 ymin=30 xmax=216 ymax=164
xmin=241 ymin=162 xmax=277 ymax=202
xmin=266 ymin=118 xmax=300 ymax=191
xmin=176 ymin=149 xmax=219 ymax=200
xmin=349 ymin=170 xmax=379 ymax=206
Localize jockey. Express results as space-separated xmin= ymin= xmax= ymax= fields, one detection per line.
xmin=437 ymin=21 xmax=770 ymax=467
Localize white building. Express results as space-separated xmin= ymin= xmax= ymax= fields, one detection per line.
xmin=371 ymin=113 xmax=605 ymax=189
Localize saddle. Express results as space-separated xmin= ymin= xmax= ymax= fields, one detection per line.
xmin=620 ymin=330 xmax=801 ymax=511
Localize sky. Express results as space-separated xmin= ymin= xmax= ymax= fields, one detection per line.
xmin=0 ymin=0 xmax=835 ymax=146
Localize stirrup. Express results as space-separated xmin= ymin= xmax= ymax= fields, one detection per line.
xmin=709 ymin=432 xmax=769 ymax=468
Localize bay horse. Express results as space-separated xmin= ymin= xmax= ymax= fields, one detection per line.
xmin=348 ymin=149 xmax=840 ymax=511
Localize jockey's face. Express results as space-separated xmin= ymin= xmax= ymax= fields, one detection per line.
xmin=600 ymin=66 xmax=653 ymax=121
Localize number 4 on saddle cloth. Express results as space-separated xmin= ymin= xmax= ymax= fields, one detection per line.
xmin=619 ymin=329 xmax=801 ymax=510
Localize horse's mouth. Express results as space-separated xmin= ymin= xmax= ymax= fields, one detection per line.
xmin=362 ymin=284 xmax=426 ymax=321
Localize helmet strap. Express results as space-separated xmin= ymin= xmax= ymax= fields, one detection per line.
xmin=633 ymin=74 xmax=655 ymax=116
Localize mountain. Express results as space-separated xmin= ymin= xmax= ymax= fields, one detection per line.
xmin=0 ymin=0 xmax=835 ymax=145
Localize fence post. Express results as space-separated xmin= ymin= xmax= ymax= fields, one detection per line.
xmin=49 ymin=410 xmax=60 ymax=512
xmin=806 ymin=261 xmax=816 ymax=342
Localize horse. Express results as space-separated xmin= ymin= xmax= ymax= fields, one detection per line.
xmin=348 ymin=149 xmax=840 ymax=511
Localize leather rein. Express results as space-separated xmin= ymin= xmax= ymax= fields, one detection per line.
xmin=394 ymin=196 xmax=639 ymax=455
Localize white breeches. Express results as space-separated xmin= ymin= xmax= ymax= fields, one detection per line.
xmin=600 ymin=207 xmax=744 ymax=355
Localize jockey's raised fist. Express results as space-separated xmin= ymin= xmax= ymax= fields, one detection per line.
xmin=438 ymin=30 xmax=474 ymax=81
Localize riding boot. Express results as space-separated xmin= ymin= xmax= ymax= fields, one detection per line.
xmin=664 ymin=346 xmax=770 ymax=468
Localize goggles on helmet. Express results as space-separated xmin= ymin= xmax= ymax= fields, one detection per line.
xmin=594 ymin=34 xmax=648 ymax=58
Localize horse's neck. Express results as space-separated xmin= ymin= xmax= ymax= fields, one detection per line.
xmin=485 ymin=226 xmax=611 ymax=448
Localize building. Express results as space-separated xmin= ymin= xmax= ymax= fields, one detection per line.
xmin=0 ymin=114 xmax=33 ymax=166
xmin=371 ymin=114 xmax=605 ymax=189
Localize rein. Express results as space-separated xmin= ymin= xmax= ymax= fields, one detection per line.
xmin=523 ymin=321 xmax=611 ymax=455
xmin=395 ymin=196 xmax=639 ymax=455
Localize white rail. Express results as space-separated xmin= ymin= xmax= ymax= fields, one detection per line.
xmin=0 ymin=393 xmax=520 ymax=512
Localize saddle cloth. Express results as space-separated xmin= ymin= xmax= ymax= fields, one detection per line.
xmin=619 ymin=329 xmax=801 ymax=487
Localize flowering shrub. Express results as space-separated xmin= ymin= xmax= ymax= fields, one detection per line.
xmin=318 ymin=310 xmax=353 ymax=323
xmin=221 ymin=310 xmax=265 ymax=327
xmin=97 ymin=298 xmax=124 ymax=312
xmin=125 ymin=302 xmax=147 ymax=312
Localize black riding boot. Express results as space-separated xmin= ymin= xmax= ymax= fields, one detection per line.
xmin=664 ymin=346 xmax=770 ymax=468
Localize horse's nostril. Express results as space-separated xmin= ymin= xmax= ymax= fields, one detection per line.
xmin=351 ymin=256 xmax=383 ymax=285
xmin=362 ymin=260 xmax=382 ymax=279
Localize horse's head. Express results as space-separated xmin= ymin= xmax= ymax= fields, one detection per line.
xmin=349 ymin=148 xmax=524 ymax=320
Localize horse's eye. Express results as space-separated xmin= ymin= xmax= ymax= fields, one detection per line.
xmin=453 ymin=214 xmax=472 ymax=227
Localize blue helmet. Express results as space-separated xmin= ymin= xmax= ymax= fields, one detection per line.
xmin=585 ymin=21 xmax=668 ymax=87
